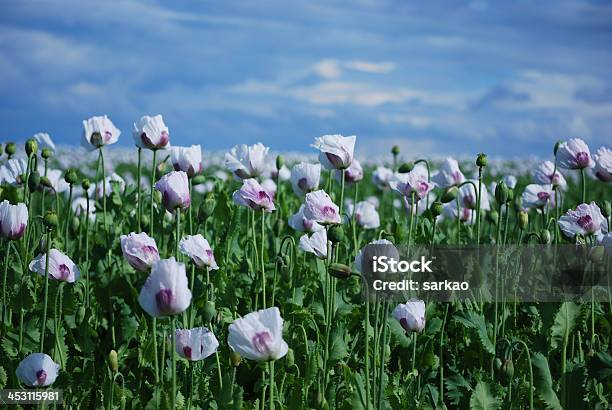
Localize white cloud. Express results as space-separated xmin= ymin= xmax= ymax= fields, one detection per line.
xmin=345 ymin=60 xmax=396 ymax=74
xmin=378 ymin=113 xmax=431 ymax=128
xmin=313 ymin=59 xmax=342 ymax=79
xmin=357 ymin=137 xmax=439 ymax=158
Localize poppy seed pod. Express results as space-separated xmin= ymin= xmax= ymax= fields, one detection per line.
xmin=598 ymin=200 xmax=611 ymax=218
xmin=40 ymin=176 xmax=53 ymax=189
xmin=5 ymin=142 xmax=16 ymax=157
xmin=487 ymin=209 xmax=499 ymax=225
xmin=391 ymin=145 xmax=400 ymax=156
xmin=506 ymin=188 xmax=514 ymax=203
xmin=398 ymin=162 xmax=414 ymax=173
xmin=191 ymin=174 xmax=206 ymax=185
xmin=495 ymin=181 xmax=508 ymax=205
xmin=64 ymin=169 xmax=78 ymax=185
xmin=199 ymin=193 xmax=216 ymax=220
xmin=431 ymin=201 xmax=443 ymax=217
xmin=276 ymin=155 xmax=284 ymax=171
xmin=25 ymin=138 xmax=38 ymax=156
xmin=554 ymin=140 xmax=563 ymax=155
xmin=41 ymin=147 xmax=53 ymax=159
xmin=540 ymin=229 xmax=551 ymax=244
xmin=81 ymin=178 xmax=91 ymax=191
xmin=203 ymin=300 xmax=216 ymax=323
xmin=518 ymin=211 xmax=528 ymax=230
xmin=108 ymin=350 xmax=119 ymax=373
xmin=476 ymin=153 xmax=488 ymax=167
xmin=441 ymin=186 xmax=458 ymax=203
xmin=328 ymin=225 xmax=345 ymax=243
xmin=328 ymin=263 xmax=352 ymax=279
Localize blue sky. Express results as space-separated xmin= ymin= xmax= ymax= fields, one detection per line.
xmin=1 ymin=0 xmax=611 ymax=158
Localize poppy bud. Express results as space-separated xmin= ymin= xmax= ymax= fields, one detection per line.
xmin=441 ymin=186 xmax=458 ymax=203
xmin=71 ymin=216 xmax=80 ymax=231
xmin=155 ymin=160 xmax=167 ymax=179
xmin=5 ymin=142 xmax=16 ymax=157
xmin=501 ymin=358 xmax=514 ymax=381
xmin=40 ymin=176 xmax=53 ymax=189
xmin=199 ymin=193 xmax=216 ymax=220
xmin=28 ymin=171 xmax=40 ymax=191
xmin=153 ymin=190 xmax=162 ymax=204
xmin=518 ymin=211 xmax=528 ymax=230
xmin=329 ymin=263 xmax=352 ymax=279
xmin=431 ymin=201 xmax=443 ymax=217
xmin=81 ymin=178 xmax=91 ymax=191
xmin=286 ymin=348 xmax=295 ymax=367
xmin=553 ymin=140 xmax=563 ymax=155
xmin=506 ymin=188 xmax=514 ymax=203
xmin=540 ymin=229 xmax=551 ymax=244
xmin=25 ymin=138 xmax=38 ymax=156
xmin=64 ymin=169 xmax=78 ymax=185
xmin=276 ymin=155 xmax=284 ymax=171
xmin=41 ymin=147 xmax=53 ymax=160
xmin=589 ymin=246 xmax=604 ymax=263
xmin=230 ymin=351 xmax=242 ymax=367
xmin=191 ymin=174 xmax=206 ymax=186
xmin=108 ymin=350 xmax=119 ymax=373
xmin=328 ymin=225 xmax=345 ymax=243
xmin=398 ymin=162 xmax=414 ymax=173
xmin=203 ymin=300 xmax=216 ymax=324
xmin=487 ymin=209 xmax=499 ymax=225
xmin=476 ymin=153 xmax=488 ymax=167
xmin=391 ymin=145 xmax=400 ymax=156
xmin=598 ymin=200 xmax=611 ymax=218
xmin=494 ymin=357 xmax=502 ymax=372
xmin=43 ymin=211 xmax=58 ymax=230
xmin=77 ymin=305 xmax=86 ymax=323
xmin=495 ymin=181 xmax=508 ymax=205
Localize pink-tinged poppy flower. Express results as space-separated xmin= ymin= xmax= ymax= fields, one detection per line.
xmin=120 ymin=232 xmax=160 ymax=272
xmin=228 ymin=307 xmax=289 ymax=361
xmin=432 ymin=158 xmax=465 ymax=188
xmin=372 ymin=166 xmax=394 ymax=190
xmin=354 ymin=239 xmax=397 ymax=273
xmin=521 ymin=184 xmax=555 ymax=209
xmin=232 ymin=178 xmax=276 ymax=212
xmin=335 ymin=158 xmax=363 ymax=183
xmin=170 ymin=145 xmax=202 ymax=178
xmin=291 ymin=162 xmax=321 ymax=196
xmin=393 ymin=299 xmax=426 ymax=333
xmin=179 ymin=234 xmax=219 ymax=270
xmin=558 ymin=202 xmax=608 ymax=238
xmin=532 ymin=160 xmax=567 ymax=189
xmin=312 ymin=134 xmax=356 ymax=170
xmin=155 ymin=171 xmax=191 ymax=212
xmin=299 ymin=229 xmax=329 ymax=259
xmin=224 ymin=143 xmax=269 ymax=180
xmin=348 ymin=201 xmax=380 ymax=229
xmin=556 ymin=138 xmax=594 ymax=169
xmin=390 ymin=169 xmax=433 ymax=204
xmin=0 ymin=200 xmax=28 ymax=240
xmin=16 ymin=353 xmax=59 ymax=387
xmin=288 ymin=204 xmax=324 ymax=233
xmin=261 ymin=178 xmax=277 ymax=200
xmin=442 ymin=202 xmax=475 ymax=225
xmin=29 ymin=249 xmax=80 ymax=283
xmin=175 ymin=327 xmax=219 ymax=361
xmin=303 ymin=190 xmax=341 ymax=225
xmin=138 ymin=258 xmax=192 ymax=317
xmin=593 ymin=146 xmax=612 ymax=182
xmin=82 ymin=115 xmax=121 ymax=150
xmin=458 ymin=180 xmax=490 ymax=210
xmin=132 ymin=115 xmax=170 ymax=150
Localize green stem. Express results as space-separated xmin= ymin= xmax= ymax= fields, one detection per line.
xmin=40 ymin=229 xmax=51 ymax=352
xmin=377 ymin=300 xmax=389 ymax=409
xmin=269 ymin=361 xmax=275 ymax=410
xmin=1 ymin=240 xmax=10 ymax=331
xmin=137 ymin=147 xmax=142 ymax=232
xmin=476 ymin=166 xmax=483 ymax=246
xmin=64 ymin=185 xmax=73 ymax=250
xmin=171 ymin=316 xmax=177 ymax=410
xmin=514 ymin=340 xmax=534 ymax=410
xmin=261 ymin=210 xmax=266 ymax=309
xmin=85 ymin=192 xmax=91 ymax=307
xmin=153 ymin=317 xmax=159 ymax=383
xmin=150 ymin=150 xmax=158 ymax=237
xmin=580 ymin=167 xmax=586 ymax=204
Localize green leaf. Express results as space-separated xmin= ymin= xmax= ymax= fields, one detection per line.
xmin=0 ymin=366 xmax=7 ymax=389
xmin=329 ymin=325 xmax=348 ymax=363
xmin=469 ymin=381 xmax=498 ymax=410
xmin=550 ymin=302 xmax=580 ymax=349
xmin=532 ymin=352 xmax=562 ymax=410
xmin=454 ymin=311 xmax=495 ymax=354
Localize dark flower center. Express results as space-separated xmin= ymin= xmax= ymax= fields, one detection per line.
xmin=575 ymin=152 xmax=590 ymax=167
xmin=36 ymin=369 xmax=47 ymax=385
xmin=537 ymin=192 xmax=550 ymax=203
xmin=577 ymin=214 xmax=594 ymax=231
xmin=183 ymin=346 xmax=192 ymax=360
xmin=58 ymin=264 xmax=70 ymax=280
xmin=155 ymin=289 xmax=174 ymax=315
xmin=252 ymin=331 xmax=273 ymax=356
xmin=297 ymin=177 xmax=309 ymax=192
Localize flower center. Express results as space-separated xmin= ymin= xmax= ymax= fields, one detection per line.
xmin=58 ymin=264 xmax=70 ymax=280
xmin=452 ymin=170 xmax=462 ymax=184
xmin=183 ymin=346 xmax=192 ymax=360
xmin=155 ymin=289 xmax=174 ymax=315
xmin=322 ymin=206 xmax=336 ymax=218
xmin=537 ymin=192 xmax=550 ymax=203
xmin=575 ymin=152 xmax=589 ymax=167
xmin=577 ymin=214 xmax=595 ymax=232
xmin=297 ymin=177 xmax=309 ymax=192
xmin=252 ymin=331 xmax=273 ymax=357
xmin=36 ymin=369 xmax=47 ymax=385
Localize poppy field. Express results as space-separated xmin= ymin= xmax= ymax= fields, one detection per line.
xmin=0 ymin=117 xmax=611 ymax=409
